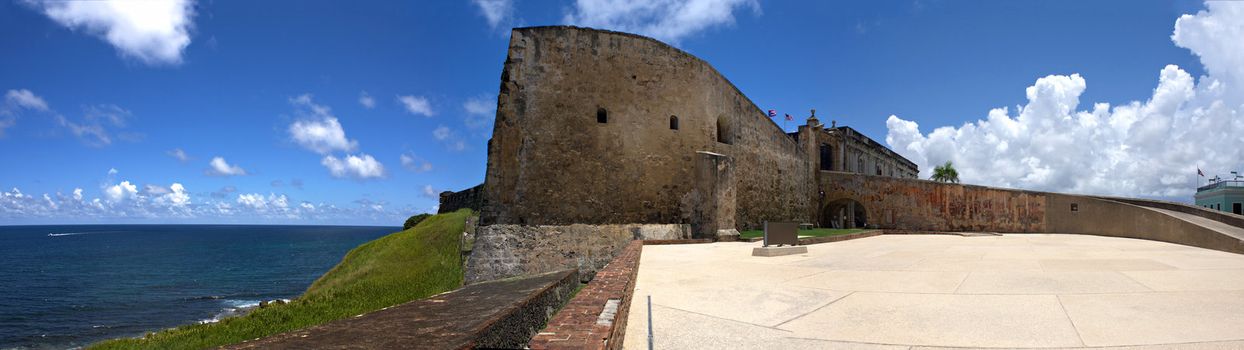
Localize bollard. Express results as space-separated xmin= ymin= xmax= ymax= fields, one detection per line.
xmin=647 ymin=295 xmax=653 ymax=350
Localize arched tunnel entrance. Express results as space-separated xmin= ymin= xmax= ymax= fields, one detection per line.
xmin=822 ymin=198 xmax=868 ymax=229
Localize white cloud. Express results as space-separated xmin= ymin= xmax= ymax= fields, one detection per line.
xmin=1 ymin=90 xmax=132 ymax=144
xmin=108 ymin=168 xmax=118 ymax=175
xmin=562 ymin=0 xmax=760 ymax=44
xmin=287 ymin=95 xmax=359 ymax=154
xmin=207 ymin=156 xmax=247 ymax=176
xmin=25 ymin=0 xmax=195 ymax=65
xmin=423 ymin=185 xmax=439 ymax=198
xmin=0 ymin=183 xmax=412 ymax=224
xmin=167 ymin=148 xmax=190 ymax=162
xmin=433 ymin=125 xmax=452 ymax=140
xmin=104 ymin=180 xmax=137 ymax=202
xmin=473 ymin=0 xmax=514 ymax=29
xmin=432 ymin=125 xmax=467 ymax=151
xmin=358 ymin=91 xmax=375 ymax=109
xmin=397 ymin=95 xmax=434 ymax=117
xmin=54 ymin=114 xmax=112 ymax=146
xmin=463 ymin=94 xmax=495 ymax=129
xmin=883 ymin=1 xmax=1244 ymax=200
xmin=400 ymin=153 xmax=433 ymax=172
xmin=4 ymin=89 xmax=49 ymax=112
xmin=321 ymin=154 xmax=386 ymax=179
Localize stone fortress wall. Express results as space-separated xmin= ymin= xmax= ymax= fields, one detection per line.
xmin=480 ymin=26 xmax=812 ymax=233
xmin=447 ymin=26 xmax=1244 ymax=284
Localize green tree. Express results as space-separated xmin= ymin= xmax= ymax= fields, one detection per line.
xmin=403 ymin=213 xmax=432 ymax=230
xmin=931 ymin=161 xmax=960 ymax=184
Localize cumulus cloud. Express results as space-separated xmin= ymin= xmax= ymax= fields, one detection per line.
xmin=400 ymin=153 xmax=433 ymax=172
xmin=884 ymin=1 xmax=1244 ymax=200
xmin=236 ymin=193 xmax=287 ymax=211
xmin=287 ymin=95 xmax=359 ymax=154
xmin=562 ymin=0 xmax=760 ymax=44
xmin=397 ymin=95 xmax=434 ymax=117
xmin=104 ymin=181 xmax=137 ymax=202
xmin=167 ymin=148 xmax=190 ymax=162
xmin=1 ymin=184 xmax=413 ymax=224
xmin=206 ymin=156 xmax=247 ymax=176
xmin=24 ymin=0 xmax=195 ymax=65
xmin=321 ymin=154 xmax=386 ymax=179
xmin=422 ymin=185 xmax=439 ymax=198
xmin=358 ymin=91 xmax=375 ymax=109
xmin=473 ymin=0 xmax=514 ymax=29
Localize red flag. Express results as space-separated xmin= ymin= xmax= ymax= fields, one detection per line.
xmin=784 ymin=113 xmax=793 ymax=121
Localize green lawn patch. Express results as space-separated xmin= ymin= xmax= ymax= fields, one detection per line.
xmin=90 ymin=209 xmax=471 ymax=350
xmin=738 ymin=228 xmax=868 ymax=239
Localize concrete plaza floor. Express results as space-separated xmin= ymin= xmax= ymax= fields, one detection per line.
xmin=622 ymin=234 xmax=1244 ymax=349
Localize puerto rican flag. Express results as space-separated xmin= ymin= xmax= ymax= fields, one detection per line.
xmin=1198 ymin=167 xmax=1205 ymax=177
xmin=768 ymin=109 xmax=777 ymax=118
xmin=785 ymin=113 xmax=793 ymax=121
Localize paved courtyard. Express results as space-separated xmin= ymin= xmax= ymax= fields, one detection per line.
xmin=622 ymin=234 xmax=1244 ymax=349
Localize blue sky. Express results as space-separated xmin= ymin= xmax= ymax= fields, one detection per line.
xmin=2 ymin=0 xmax=1241 ymax=225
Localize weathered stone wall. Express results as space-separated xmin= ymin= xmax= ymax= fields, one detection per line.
xmin=438 ymin=184 xmax=485 ymax=214
xmin=820 ymin=171 xmax=1244 ymax=254
xmin=482 ymin=26 xmax=810 ymax=231
xmin=464 ymin=223 xmax=689 ymax=283
xmin=820 ymin=171 xmax=1047 ymax=232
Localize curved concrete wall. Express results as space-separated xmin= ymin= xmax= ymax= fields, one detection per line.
xmin=483 ymin=26 xmax=810 ymax=229
xmin=1047 ymin=194 xmax=1244 ymax=254
xmin=821 ymin=171 xmax=1244 ymax=254
xmin=1095 ymin=196 xmax=1244 ymax=230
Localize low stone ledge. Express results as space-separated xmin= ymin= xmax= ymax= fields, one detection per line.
xmin=221 ymin=269 xmax=578 ymax=350
xmin=530 ymin=241 xmax=643 ymax=350
xmin=799 ymin=230 xmax=883 ymax=245
xmin=642 ymin=238 xmax=713 ymax=245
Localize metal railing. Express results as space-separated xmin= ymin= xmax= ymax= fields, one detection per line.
xmin=1198 ymin=180 xmax=1244 ymax=192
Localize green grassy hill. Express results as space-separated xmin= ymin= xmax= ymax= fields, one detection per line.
xmin=90 ymin=209 xmax=470 ymax=350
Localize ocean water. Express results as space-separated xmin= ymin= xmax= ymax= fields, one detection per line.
xmin=0 ymin=225 xmax=399 ymax=349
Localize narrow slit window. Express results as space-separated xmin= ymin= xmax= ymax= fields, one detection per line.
xmin=597 ymin=108 xmax=608 ymax=123
xmin=669 ymin=115 xmax=679 ymax=130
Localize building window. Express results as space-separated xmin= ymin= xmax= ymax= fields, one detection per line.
xmin=1071 ymin=203 xmax=1078 ymax=212
xmin=669 ymin=115 xmax=679 ymax=130
xmin=716 ymin=116 xmax=732 ymax=144
xmin=1234 ymin=203 xmax=1241 ymax=215
xmin=597 ymin=108 xmax=608 ymax=123
xmin=857 ymin=158 xmax=864 ymax=173
xmin=819 ymin=144 xmax=832 ymax=171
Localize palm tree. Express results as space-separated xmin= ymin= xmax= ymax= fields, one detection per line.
xmin=931 ymin=161 xmax=960 ymax=183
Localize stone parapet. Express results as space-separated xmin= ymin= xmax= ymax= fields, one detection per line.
xmin=530 ymin=240 xmax=643 ymax=350
xmin=465 ymin=224 xmax=688 ymax=284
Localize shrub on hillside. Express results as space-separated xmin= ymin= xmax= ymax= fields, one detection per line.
xmin=404 ymin=213 xmax=432 ymax=230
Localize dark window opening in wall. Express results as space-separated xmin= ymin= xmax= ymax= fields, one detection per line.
xmin=1235 ymin=203 xmax=1242 ymax=215
xmin=670 ymin=115 xmax=679 ymax=130
xmin=857 ymin=158 xmax=864 ymax=173
xmin=876 ymin=165 xmax=882 ymax=176
xmin=597 ymin=108 xmax=608 ymax=123
xmin=716 ymin=116 xmax=732 ymax=144
xmin=819 ymin=144 xmax=832 ymax=171
xmin=1071 ymin=203 xmax=1079 ymax=212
